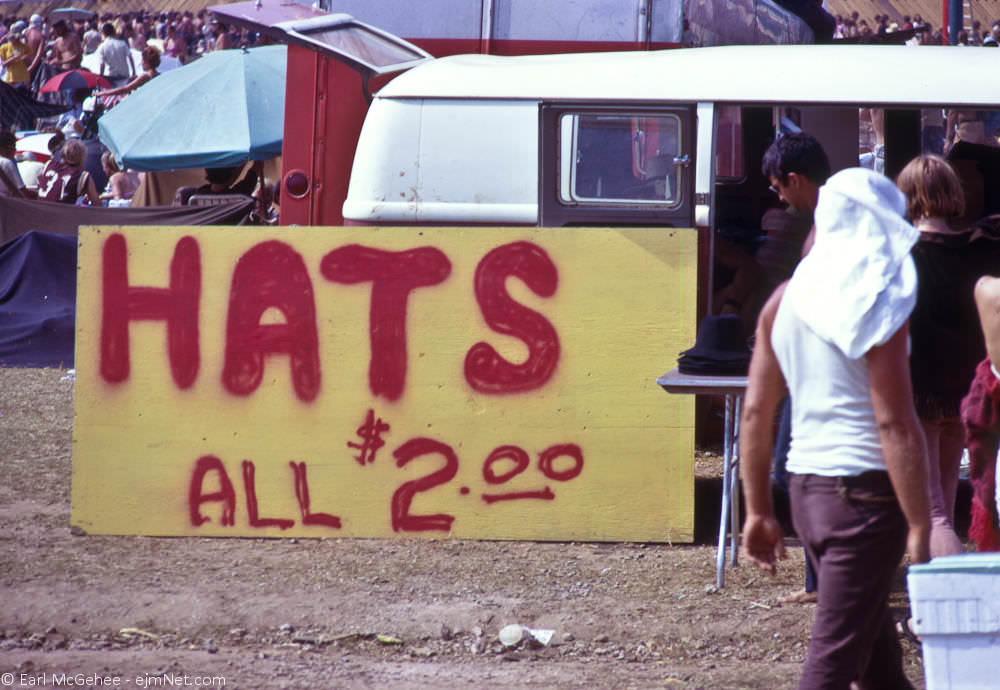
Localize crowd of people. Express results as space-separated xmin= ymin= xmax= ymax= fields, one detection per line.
xmin=0 ymin=8 xmax=263 ymax=88
xmin=834 ymin=9 xmax=1000 ymax=47
xmin=0 ymin=9 xmax=276 ymax=219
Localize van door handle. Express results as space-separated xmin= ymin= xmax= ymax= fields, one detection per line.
xmin=673 ymin=154 xmax=691 ymax=168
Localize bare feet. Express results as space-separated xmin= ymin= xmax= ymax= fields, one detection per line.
xmin=779 ymin=588 xmax=818 ymax=604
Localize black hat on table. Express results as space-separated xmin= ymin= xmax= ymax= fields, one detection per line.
xmin=677 ymin=314 xmax=751 ymax=375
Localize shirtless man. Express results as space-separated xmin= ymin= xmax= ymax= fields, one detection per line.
xmin=50 ymin=20 xmax=82 ymax=72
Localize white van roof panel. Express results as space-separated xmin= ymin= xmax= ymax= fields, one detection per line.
xmin=378 ymin=45 xmax=1000 ymax=107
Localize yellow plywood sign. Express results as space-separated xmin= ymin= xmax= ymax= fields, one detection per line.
xmin=72 ymin=226 xmax=696 ymax=541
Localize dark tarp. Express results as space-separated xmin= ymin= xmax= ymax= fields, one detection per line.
xmin=0 ymin=195 xmax=256 ymax=367
xmin=0 ymin=231 xmax=76 ymax=367
xmin=0 ymin=194 xmax=254 ymax=244
xmin=0 ymin=78 xmax=70 ymax=130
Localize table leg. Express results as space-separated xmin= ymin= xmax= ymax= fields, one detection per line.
xmin=716 ymin=394 xmax=734 ymax=588
xmin=729 ymin=396 xmax=741 ymax=567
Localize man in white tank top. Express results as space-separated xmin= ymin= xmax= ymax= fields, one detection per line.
xmin=741 ymin=168 xmax=932 ymax=690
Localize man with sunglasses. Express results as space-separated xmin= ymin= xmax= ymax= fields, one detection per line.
xmin=750 ymin=132 xmax=831 ymax=608
xmin=762 ymin=132 xmax=830 ymax=219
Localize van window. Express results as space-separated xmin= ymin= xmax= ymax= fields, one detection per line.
xmin=715 ymin=105 xmax=743 ymax=180
xmin=558 ymin=112 xmax=682 ymax=206
xmin=540 ymin=104 xmax=695 ymax=227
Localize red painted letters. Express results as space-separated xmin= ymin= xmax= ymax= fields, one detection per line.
xmin=101 ymin=233 xmax=201 ymax=388
xmin=482 ymin=445 xmax=530 ymax=484
xmin=465 ymin=242 xmax=560 ymax=394
xmin=290 ymin=461 xmax=342 ymax=528
xmin=479 ymin=443 xmax=584 ymax=504
xmin=539 ymin=443 xmax=584 ymax=481
xmin=390 ymin=438 xmax=458 ymax=532
xmin=320 ymin=245 xmax=451 ymax=401
xmin=481 ymin=487 xmax=555 ymax=504
xmin=188 ymin=455 xmax=235 ymax=527
xmin=242 ymin=460 xmax=294 ymax=530
xmin=188 ymin=440 xmax=582 ymax=531
xmin=222 ymin=241 xmax=322 ymax=402
xmin=99 ymin=237 xmax=563 ymax=403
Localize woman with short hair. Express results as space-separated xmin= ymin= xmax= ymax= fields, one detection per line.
xmin=897 ymin=154 xmax=1000 ymax=556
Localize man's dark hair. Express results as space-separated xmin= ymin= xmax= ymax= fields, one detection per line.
xmin=761 ymin=132 xmax=831 ymax=185
xmin=0 ymin=131 xmax=17 ymax=151
xmin=102 ymin=22 xmax=116 ymax=37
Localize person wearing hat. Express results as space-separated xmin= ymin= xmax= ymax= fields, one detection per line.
xmin=24 ymin=14 xmax=45 ymax=80
xmin=741 ymin=168 xmax=931 ymax=689
xmin=0 ymin=20 xmax=32 ymax=90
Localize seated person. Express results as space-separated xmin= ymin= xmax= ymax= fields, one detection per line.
xmin=99 ymin=152 xmax=141 ymax=206
xmin=56 ymin=88 xmax=92 ymax=138
xmin=36 ymin=138 xmax=100 ymax=205
xmin=180 ymin=163 xmax=261 ymax=205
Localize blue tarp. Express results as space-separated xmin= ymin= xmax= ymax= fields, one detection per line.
xmin=0 ymin=231 xmax=76 ymax=367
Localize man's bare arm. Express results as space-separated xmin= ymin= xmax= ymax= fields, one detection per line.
xmin=866 ymin=322 xmax=931 ymax=564
xmin=740 ymin=284 xmax=789 ymax=574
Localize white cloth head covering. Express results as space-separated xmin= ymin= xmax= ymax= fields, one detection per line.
xmin=29 ymin=14 xmax=43 ymax=27
xmin=783 ymin=167 xmax=918 ymax=359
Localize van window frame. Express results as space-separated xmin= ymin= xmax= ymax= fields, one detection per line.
xmin=539 ymin=103 xmax=696 ymax=227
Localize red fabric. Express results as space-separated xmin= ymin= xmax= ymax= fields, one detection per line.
xmin=960 ymin=358 xmax=1000 ymax=551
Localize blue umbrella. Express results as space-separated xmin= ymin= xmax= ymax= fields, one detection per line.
xmin=97 ymin=46 xmax=286 ymax=171
xmin=50 ymin=7 xmax=97 ymax=21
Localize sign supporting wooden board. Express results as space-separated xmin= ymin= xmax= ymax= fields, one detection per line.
xmin=72 ymin=226 xmax=697 ymax=541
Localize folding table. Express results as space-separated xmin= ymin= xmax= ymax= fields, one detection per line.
xmin=657 ymin=368 xmax=748 ymax=588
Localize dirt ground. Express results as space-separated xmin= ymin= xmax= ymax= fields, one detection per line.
xmin=0 ymin=367 xmax=927 ymax=689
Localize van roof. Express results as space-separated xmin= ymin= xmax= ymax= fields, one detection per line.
xmin=377 ymin=44 xmax=1000 ymax=108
